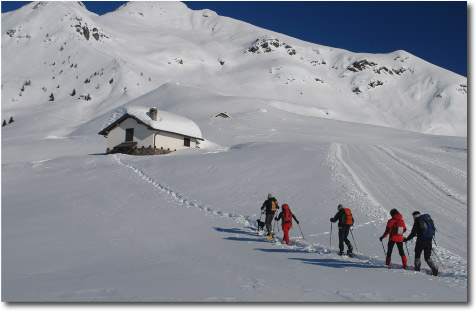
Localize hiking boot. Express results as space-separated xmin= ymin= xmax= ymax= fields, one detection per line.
xmin=339 ymin=251 xmax=344 ymax=256
xmin=414 ymin=258 xmax=421 ymax=272
xmin=431 ymin=268 xmax=439 ymax=276
xmin=401 ymin=255 xmax=407 ymax=269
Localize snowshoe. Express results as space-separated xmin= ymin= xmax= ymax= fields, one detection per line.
xmin=338 ymin=251 xmax=344 ymax=256
xmin=347 ymin=252 xmax=356 ymax=258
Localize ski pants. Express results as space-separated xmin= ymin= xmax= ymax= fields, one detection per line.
xmin=386 ymin=241 xmax=406 ymax=267
xmin=387 ymin=240 xmax=405 ymax=257
xmin=282 ymin=222 xmax=292 ymax=244
xmin=414 ymin=238 xmax=438 ymax=271
xmin=338 ymin=227 xmax=353 ymax=252
xmin=265 ymin=213 xmax=275 ymax=234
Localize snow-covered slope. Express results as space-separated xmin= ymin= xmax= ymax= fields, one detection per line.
xmin=1 ymin=1 xmax=467 ymax=302
xmin=1 ymin=1 xmax=467 ymax=137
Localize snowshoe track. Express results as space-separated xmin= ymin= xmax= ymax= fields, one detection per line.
xmin=112 ymin=154 xmax=253 ymax=226
xmin=113 ymin=153 xmax=466 ymax=282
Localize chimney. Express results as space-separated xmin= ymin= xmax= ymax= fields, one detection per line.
xmin=149 ymin=107 xmax=158 ymax=121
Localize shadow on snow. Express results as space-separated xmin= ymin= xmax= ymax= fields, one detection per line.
xmin=288 ymin=257 xmax=380 ymax=269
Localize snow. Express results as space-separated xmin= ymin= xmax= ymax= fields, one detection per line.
xmin=1 ymin=1 xmax=468 ymax=304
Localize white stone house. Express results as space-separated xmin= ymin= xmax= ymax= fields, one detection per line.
xmin=98 ymin=106 xmax=203 ymax=155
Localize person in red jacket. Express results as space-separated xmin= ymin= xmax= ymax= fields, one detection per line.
xmin=379 ymin=209 xmax=407 ymax=269
xmin=275 ymin=204 xmax=299 ymax=245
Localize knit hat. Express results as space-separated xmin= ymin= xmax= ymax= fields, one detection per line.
xmin=268 ymin=193 xmax=272 ymax=199
xmin=337 ymin=204 xmax=344 ymax=210
xmin=390 ymin=209 xmax=399 ymax=216
xmin=412 ymin=211 xmax=421 ymax=219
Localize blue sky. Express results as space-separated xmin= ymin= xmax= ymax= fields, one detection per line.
xmin=1 ymin=1 xmax=467 ymax=77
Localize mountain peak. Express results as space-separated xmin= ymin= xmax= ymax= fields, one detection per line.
xmin=110 ymin=1 xmax=190 ymax=17
xmin=1 ymin=1 xmax=467 ymax=137
xmin=29 ymin=1 xmax=89 ymax=13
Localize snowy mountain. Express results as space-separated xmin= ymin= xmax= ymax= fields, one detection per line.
xmin=1 ymin=1 xmax=467 ymax=302
xmin=1 ymin=1 xmax=467 ymax=137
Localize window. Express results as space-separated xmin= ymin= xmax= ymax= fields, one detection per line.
xmin=125 ymin=128 xmax=134 ymax=141
xmin=184 ymin=137 xmax=191 ymax=147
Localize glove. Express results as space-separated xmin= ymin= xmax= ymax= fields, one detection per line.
xmin=296 ymin=220 xmax=300 ymax=224
xmin=379 ymin=236 xmax=383 ymax=241
xmin=403 ymin=237 xmax=408 ymax=243
xmin=274 ymin=217 xmax=278 ymax=221
xmin=330 ymin=218 xmax=333 ymax=222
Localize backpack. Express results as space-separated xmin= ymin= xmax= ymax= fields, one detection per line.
xmin=282 ymin=205 xmax=292 ymax=223
xmin=419 ymin=214 xmax=436 ymax=238
xmin=342 ymin=208 xmax=354 ymax=226
xmin=391 ymin=219 xmax=405 ymax=236
xmin=271 ymin=199 xmax=277 ymax=212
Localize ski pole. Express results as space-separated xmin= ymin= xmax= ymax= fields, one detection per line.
xmin=350 ymin=228 xmax=358 ymax=251
xmin=330 ymin=223 xmax=333 ymax=248
xmin=431 ymin=248 xmax=445 ymax=270
xmin=404 ymin=241 xmax=411 ymax=263
xmin=298 ymin=223 xmax=305 ymax=241
xmin=380 ymin=240 xmax=387 ymax=257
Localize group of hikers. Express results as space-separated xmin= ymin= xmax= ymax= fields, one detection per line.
xmin=260 ymin=194 xmax=439 ymax=276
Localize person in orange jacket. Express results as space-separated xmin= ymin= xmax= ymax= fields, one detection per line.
xmin=380 ymin=209 xmax=407 ymax=269
xmin=275 ymin=204 xmax=299 ymax=245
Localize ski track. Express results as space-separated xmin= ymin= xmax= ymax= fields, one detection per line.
xmin=324 ymin=143 xmax=467 ymax=281
xmin=112 ymin=154 xmax=466 ymax=283
xmin=376 ymin=145 xmax=467 ymax=207
xmin=392 ymin=146 xmax=467 ymax=186
xmin=326 ymin=143 xmax=388 ymax=223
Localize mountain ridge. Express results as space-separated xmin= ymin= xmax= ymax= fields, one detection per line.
xmin=1 ymin=1 xmax=467 ymax=137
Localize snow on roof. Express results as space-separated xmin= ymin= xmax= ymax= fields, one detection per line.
xmin=101 ymin=106 xmax=203 ymax=139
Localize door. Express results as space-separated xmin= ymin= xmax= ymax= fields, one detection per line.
xmin=125 ymin=128 xmax=134 ymax=141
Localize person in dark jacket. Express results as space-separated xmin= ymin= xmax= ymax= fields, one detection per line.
xmin=330 ymin=204 xmax=353 ymax=256
xmin=380 ymin=209 xmax=407 ymax=269
xmin=261 ymin=194 xmax=279 ymax=237
xmin=403 ymin=211 xmax=438 ymax=276
xmin=275 ymin=204 xmax=299 ymax=245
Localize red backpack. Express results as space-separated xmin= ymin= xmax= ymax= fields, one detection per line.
xmin=282 ymin=204 xmax=293 ymax=223
xmin=342 ymin=208 xmax=354 ymax=226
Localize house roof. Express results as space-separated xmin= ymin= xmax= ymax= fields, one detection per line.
xmin=215 ymin=112 xmax=230 ymax=118
xmin=98 ymin=106 xmax=203 ymax=140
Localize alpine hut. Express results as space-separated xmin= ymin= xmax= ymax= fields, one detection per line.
xmin=98 ymin=106 xmax=203 ymax=155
